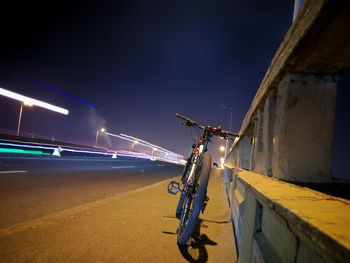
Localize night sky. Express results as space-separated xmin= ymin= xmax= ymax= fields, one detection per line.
xmin=0 ymin=1 xmax=349 ymax=178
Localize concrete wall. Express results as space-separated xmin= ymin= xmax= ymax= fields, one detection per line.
xmin=272 ymin=74 xmax=337 ymax=183
xmin=227 ymin=136 xmax=252 ymax=171
xmin=234 ymin=73 xmax=338 ymax=183
xmin=250 ymin=108 xmax=265 ymax=174
xmin=222 ymin=1 xmax=350 ymax=261
xmin=224 ymin=168 xmax=350 ymax=263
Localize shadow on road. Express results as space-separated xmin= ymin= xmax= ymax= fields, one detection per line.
xmin=177 ymin=219 xmax=217 ymax=263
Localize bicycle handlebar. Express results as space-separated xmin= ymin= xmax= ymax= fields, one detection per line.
xmin=175 ymin=113 xmax=238 ymax=138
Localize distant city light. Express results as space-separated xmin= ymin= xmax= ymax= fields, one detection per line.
xmin=0 ymin=87 xmax=69 ymax=115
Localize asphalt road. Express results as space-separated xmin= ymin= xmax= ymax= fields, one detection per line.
xmin=0 ymin=156 xmax=236 ymax=262
xmin=0 ymin=156 xmax=182 ymax=229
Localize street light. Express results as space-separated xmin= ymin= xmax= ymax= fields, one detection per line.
xmin=95 ymin=128 xmax=106 ymax=146
xmin=219 ymin=145 xmax=225 ymax=152
xmin=222 ymin=104 xmax=233 ymax=158
xmin=17 ymin=102 xmax=33 ymax=136
xmin=131 ymin=140 xmax=139 ymax=151
xmin=0 ymin=87 xmax=69 ymax=115
xmin=152 ymin=147 xmax=157 ymax=155
xmin=0 ymin=87 xmax=69 ymax=136
xmin=220 ymin=157 xmax=225 ymax=168
xmin=152 ymin=147 xmax=157 ymax=159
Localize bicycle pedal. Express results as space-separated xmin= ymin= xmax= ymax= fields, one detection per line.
xmin=167 ymin=181 xmax=181 ymax=195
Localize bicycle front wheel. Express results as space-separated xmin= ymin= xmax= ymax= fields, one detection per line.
xmin=176 ymin=192 xmax=185 ymax=219
xmin=175 ymin=156 xmax=193 ymax=219
xmin=177 ymin=152 xmax=212 ymax=245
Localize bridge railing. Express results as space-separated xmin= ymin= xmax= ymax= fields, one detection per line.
xmin=224 ymin=0 xmax=350 ymax=262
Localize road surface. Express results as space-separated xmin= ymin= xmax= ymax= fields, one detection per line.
xmin=0 ymin=156 xmax=236 ymax=262
xmin=0 ymin=156 xmax=180 ymax=229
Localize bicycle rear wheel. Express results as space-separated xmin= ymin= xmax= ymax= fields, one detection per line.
xmin=177 ymin=152 xmax=212 ymax=245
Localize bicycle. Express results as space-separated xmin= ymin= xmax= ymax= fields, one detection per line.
xmin=168 ymin=113 xmax=238 ymax=245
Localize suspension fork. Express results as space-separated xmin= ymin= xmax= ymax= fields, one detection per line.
xmin=181 ymin=152 xmax=194 ymax=183
xmin=186 ymin=139 xmax=209 ymax=186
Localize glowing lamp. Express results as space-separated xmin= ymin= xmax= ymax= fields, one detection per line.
xmin=0 ymin=87 xmax=69 ymax=115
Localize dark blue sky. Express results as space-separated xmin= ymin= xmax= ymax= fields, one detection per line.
xmin=0 ymin=1 xmax=348 ymax=177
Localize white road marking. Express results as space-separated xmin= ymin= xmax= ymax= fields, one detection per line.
xmin=0 ymin=170 xmax=27 ymax=174
xmin=112 ymin=166 xmax=135 ymax=169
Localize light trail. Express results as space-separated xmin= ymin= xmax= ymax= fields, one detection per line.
xmin=0 ymin=147 xmax=51 ymax=155
xmin=15 ymin=72 xmax=97 ymax=109
xmin=106 ymin=132 xmax=185 ymax=164
xmin=119 ymin=133 xmax=183 ymax=158
xmin=0 ymin=87 xmax=69 ymax=115
xmin=0 ymin=141 xmax=154 ymax=161
xmin=0 ymin=170 xmax=27 ymax=174
xmin=111 ymin=166 xmax=135 ymax=169
xmin=0 ymin=139 xmax=185 ymax=165
xmin=105 ymin=132 xmax=154 ymax=149
xmin=0 ymin=142 xmax=114 ymax=157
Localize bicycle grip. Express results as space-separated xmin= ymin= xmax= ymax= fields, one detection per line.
xmin=175 ymin=113 xmax=197 ymax=126
xmin=176 ymin=113 xmax=189 ymax=121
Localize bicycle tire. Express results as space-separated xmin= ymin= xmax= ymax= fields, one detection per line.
xmin=175 ymin=154 xmax=194 ymax=219
xmin=177 ymin=152 xmax=212 ymax=245
xmin=176 ymin=192 xmax=185 ymax=219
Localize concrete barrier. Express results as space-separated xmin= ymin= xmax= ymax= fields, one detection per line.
xmin=224 ymin=0 xmax=350 ymax=261
xmin=224 ymin=166 xmax=350 ymax=263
